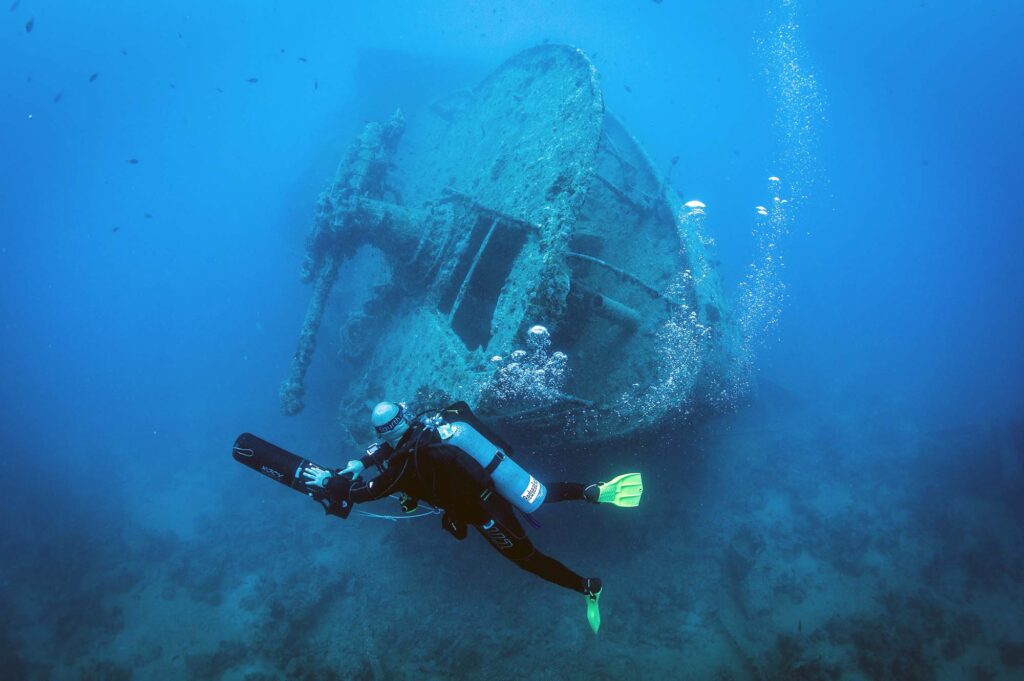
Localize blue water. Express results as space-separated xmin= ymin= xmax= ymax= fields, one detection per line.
xmin=2 ymin=1 xmax=1022 ymax=679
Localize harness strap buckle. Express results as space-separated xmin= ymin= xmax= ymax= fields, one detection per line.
xmin=484 ymin=450 xmax=505 ymax=476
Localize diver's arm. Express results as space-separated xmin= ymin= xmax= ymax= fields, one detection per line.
xmin=329 ymin=441 xmax=394 ymax=481
xmin=307 ymin=443 xmax=404 ymax=506
xmin=347 ymin=455 xmax=408 ymax=504
xmin=358 ymin=441 xmax=394 ymax=470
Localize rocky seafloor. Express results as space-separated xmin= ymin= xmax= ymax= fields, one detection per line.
xmin=2 ymin=382 xmax=1022 ymax=680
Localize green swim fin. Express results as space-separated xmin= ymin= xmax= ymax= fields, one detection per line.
xmin=594 ymin=472 xmax=643 ymax=507
xmin=586 ymin=587 xmax=602 ymax=634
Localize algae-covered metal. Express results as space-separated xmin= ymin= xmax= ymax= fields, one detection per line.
xmin=281 ymin=45 xmax=742 ymax=443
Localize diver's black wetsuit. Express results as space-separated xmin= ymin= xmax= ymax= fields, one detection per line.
xmin=323 ymin=404 xmax=593 ymax=594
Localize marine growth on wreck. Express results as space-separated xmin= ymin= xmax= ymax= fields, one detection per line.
xmin=280 ymin=45 xmax=743 ymax=443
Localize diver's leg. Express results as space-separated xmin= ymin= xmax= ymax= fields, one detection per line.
xmin=543 ymin=482 xmax=587 ymax=503
xmin=477 ymin=502 xmax=592 ymax=593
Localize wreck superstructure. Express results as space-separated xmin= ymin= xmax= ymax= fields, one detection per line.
xmin=281 ymin=45 xmax=742 ymax=443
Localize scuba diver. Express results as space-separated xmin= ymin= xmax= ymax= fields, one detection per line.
xmin=232 ymin=400 xmax=642 ymax=634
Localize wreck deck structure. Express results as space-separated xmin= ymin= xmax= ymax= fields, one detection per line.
xmin=280 ymin=45 xmax=741 ymax=443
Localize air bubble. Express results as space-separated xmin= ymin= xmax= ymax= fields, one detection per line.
xmin=478 ymin=325 xmax=568 ymax=413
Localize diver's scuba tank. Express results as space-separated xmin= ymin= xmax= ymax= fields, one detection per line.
xmin=430 ymin=402 xmax=547 ymax=513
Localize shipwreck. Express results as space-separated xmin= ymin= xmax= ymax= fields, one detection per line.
xmin=280 ymin=45 xmax=742 ymax=444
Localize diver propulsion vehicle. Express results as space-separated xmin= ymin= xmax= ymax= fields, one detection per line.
xmin=232 ymin=433 xmax=354 ymax=518
xmin=278 ymin=44 xmax=743 ymax=445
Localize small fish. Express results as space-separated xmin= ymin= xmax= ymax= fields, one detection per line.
xmin=623 ymin=84 xmax=633 ymax=93
xmin=25 ymin=16 xmax=33 ymax=32
xmin=298 ymin=57 xmax=308 ymax=63
xmin=121 ymin=48 xmax=127 ymax=56
xmin=215 ymin=87 xmax=224 ymax=93
xmin=127 ymin=158 xmax=139 ymax=164
xmin=169 ymin=82 xmax=176 ymax=89
xmin=247 ymin=78 xmax=259 ymax=84
xmin=52 ymin=90 xmax=64 ymax=103
xmin=313 ymin=79 xmax=318 ymax=90
xmin=143 ymin=213 xmax=153 ymax=219
xmin=671 ymin=155 xmax=680 ymax=166
xmin=279 ymin=47 xmax=285 ymax=54
xmin=89 ymin=72 xmax=98 ymax=82
xmin=10 ymin=0 xmax=20 ymax=11
xmin=798 ymin=620 xmax=802 ymax=633
xmin=177 ymin=31 xmax=182 ymax=39
xmin=111 ymin=226 xmax=120 ymax=233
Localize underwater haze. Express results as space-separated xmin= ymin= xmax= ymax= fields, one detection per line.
xmin=2 ymin=1 xmax=1023 ymax=679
